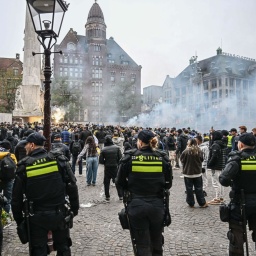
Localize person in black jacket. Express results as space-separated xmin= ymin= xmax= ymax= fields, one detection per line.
xmin=51 ymin=134 xmax=71 ymax=160
xmin=175 ymin=129 xmax=188 ymax=169
xmin=219 ymin=133 xmax=256 ymax=256
xmin=99 ymin=136 xmax=123 ymax=201
xmin=116 ymin=130 xmax=172 ymax=256
xmin=207 ymin=131 xmax=227 ymax=205
xmin=11 ymin=133 xmax=79 ymax=256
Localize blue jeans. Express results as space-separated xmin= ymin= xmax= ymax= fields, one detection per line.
xmin=0 ymin=180 xmax=14 ymax=213
xmin=184 ymin=176 xmax=206 ymax=207
xmin=86 ymin=157 xmax=98 ymax=185
xmin=71 ymin=155 xmax=82 ymax=175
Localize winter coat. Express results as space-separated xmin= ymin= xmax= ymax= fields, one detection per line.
xmin=180 ymin=147 xmax=203 ymax=176
xmin=207 ymin=140 xmax=227 ymax=170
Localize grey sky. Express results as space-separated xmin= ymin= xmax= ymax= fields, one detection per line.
xmin=1 ymin=0 xmax=256 ymax=89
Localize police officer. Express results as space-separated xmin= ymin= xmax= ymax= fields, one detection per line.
xmin=11 ymin=133 xmax=79 ymax=256
xmin=219 ymin=132 xmax=256 ymax=256
xmin=116 ymin=130 xmax=172 ymax=256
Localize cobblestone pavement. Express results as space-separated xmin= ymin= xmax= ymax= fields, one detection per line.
xmin=2 ymin=163 xmax=256 ymax=255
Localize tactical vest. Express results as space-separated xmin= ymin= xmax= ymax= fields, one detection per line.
xmin=233 ymin=154 xmax=256 ymax=194
xmin=128 ymin=150 xmax=165 ymax=196
xmin=25 ymin=155 xmax=65 ymax=210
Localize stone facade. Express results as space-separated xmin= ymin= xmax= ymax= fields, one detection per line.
xmin=13 ymin=7 xmax=43 ymax=123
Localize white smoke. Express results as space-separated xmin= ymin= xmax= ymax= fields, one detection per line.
xmin=52 ymin=106 xmax=66 ymax=124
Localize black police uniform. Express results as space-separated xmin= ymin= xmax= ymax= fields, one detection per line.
xmin=116 ymin=146 xmax=172 ymax=256
xmin=220 ymin=146 xmax=256 ymax=255
xmin=11 ymin=146 xmax=79 ymax=256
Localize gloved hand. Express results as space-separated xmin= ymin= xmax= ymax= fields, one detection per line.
xmin=72 ymin=208 xmax=78 ymax=217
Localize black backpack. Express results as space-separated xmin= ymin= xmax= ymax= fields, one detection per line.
xmin=72 ymin=141 xmax=82 ymax=156
xmin=0 ymin=154 xmax=16 ymax=181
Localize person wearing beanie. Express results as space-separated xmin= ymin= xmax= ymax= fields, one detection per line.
xmin=219 ymin=132 xmax=256 ymax=256
xmin=99 ymin=136 xmax=123 ymax=201
xmin=207 ymin=131 xmax=228 ymax=205
xmin=116 ymin=130 xmax=172 ymax=255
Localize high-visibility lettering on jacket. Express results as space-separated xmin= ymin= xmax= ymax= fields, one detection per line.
xmin=25 ymin=157 xmax=65 ymax=209
xmin=234 ymin=155 xmax=256 ymax=194
xmin=128 ymin=152 xmax=165 ymax=196
xmin=132 ymin=155 xmax=163 ymax=173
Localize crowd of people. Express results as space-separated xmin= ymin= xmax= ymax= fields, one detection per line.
xmin=0 ymin=121 xmax=256 ymax=255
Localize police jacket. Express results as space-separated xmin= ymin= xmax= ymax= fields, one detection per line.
xmin=11 ymin=148 xmax=79 ymax=225
xmin=116 ymin=147 xmax=172 ymax=196
xmin=219 ymin=149 xmax=256 ymax=194
xmin=99 ymin=143 xmax=122 ymax=169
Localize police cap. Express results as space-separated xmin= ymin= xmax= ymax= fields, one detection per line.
xmin=138 ymin=130 xmax=155 ymax=144
xmin=238 ymin=133 xmax=256 ymax=147
xmin=25 ymin=132 xmax=46 ymax=146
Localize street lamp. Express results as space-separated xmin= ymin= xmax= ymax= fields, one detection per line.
xmin=26 ymin=0 xmax=69 ymax=151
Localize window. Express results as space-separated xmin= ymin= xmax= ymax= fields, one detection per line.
xmin=204 ymin=92 xmax=208 ymax=100
xmin=92 ymin=69 xmax=102 ymax=79
xmin=226 ymin=89 xmax=228 ymax=97
xmin=13 ymin=69 xmax=19 ymax=76
xmin=212 ymin=91 xmax=217 ymax=100
xmin=107 ymin=53 xmax=112 ymax=58
xmin=94 ymin=45 xmax=101 ymax=52
xmin=69 ymin=68 xmax=73 ymax=77
xmin=93 ymin=57 xmax=102 ymax=66
xmin=211 ymin=79 xmax=217 ymax=89
xmin=64 ymin=68 xmax=68 ymax=76
xmin=122 ymin=61 xmax=129 ymax=65
xmin=131 ymin=74 xmax=136 ymax=83
xmin=225 ymin=78 xmax=228 ymax=86
xmin=80 ymin=59 xmax=82 ymax=64
xmin=108 ymin=59 xmax=115 ymax=64
xmin=60 ymin=58 xmax=63 ymax=63
xmin=120 ymin=55 xmax=124 ymax=60
xmin=218 ymin=78 xmax=222 ymax=87
xmin=64 ymin=57 xmax=68 ymax=63
xmin=75 ymin=58 xmax=78 ymax=64
xmin=230 ymin=78 xmax=234 ymax=88
xmin=75 ymin=68 xmax=78 ymax=78
xmin=59 ymin=68 xmax=63 ymax=77
xmin=219 ymin=89 xmax=222 ymax=98
xmin=203 ymin=81 xmax=208 ymax=90
xmin=70 ymin=58 xmax=73 ymax=64
xmin=120 ymin=72 xmax=125 ymax=82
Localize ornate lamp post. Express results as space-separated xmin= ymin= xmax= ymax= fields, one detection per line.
xmin=26 ymin=0 xmax=69 ymax=150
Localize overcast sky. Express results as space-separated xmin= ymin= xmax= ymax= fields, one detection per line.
xmin=1 ymin=0 xmax=256 ymax=89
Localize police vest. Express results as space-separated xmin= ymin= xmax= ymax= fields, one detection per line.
xmin=128 ymin=150 xmax=165 ymax=196
xmin=25 ymin=156 xmax=65 ymax=209
xmin=233 ymin=154 xmax=256 ymax=194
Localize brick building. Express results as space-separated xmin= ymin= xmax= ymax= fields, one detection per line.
xmin=0 ymin=54 xmax=22 ymax=113
xmin=53 ymin=2 xmax=141 ymax=123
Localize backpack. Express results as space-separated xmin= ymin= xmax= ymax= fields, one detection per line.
xmin=0 ymin=154 xmax=16 ymax=181
xmin=72 ymin=141 xmax=82 ymax=156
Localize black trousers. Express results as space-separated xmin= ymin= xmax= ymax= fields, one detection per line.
xmin=29 ymin=211 xmax=71 ymax=256
xmin=103 ymin=167 xmax=123 ymax=198
xmin=127 ymin=198 xmax=164 ymax=256
xmin=228 ymin=202 xmax=256 ymax=256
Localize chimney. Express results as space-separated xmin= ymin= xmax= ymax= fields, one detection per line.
xmin=16 ymin=53 xmax=20 ymax=60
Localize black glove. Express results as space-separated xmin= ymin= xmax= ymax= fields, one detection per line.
xmin=72 ymin=209 xmax=78 ymax=217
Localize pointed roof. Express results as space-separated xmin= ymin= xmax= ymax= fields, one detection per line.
xmin=86 ymin=1 xmax=106 ymax=26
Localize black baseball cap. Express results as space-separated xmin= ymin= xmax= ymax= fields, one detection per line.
xmin=230 ymin=128 xmax=237 ymax=132
xmin=25 ymin=133 xmax=46 ymax=146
